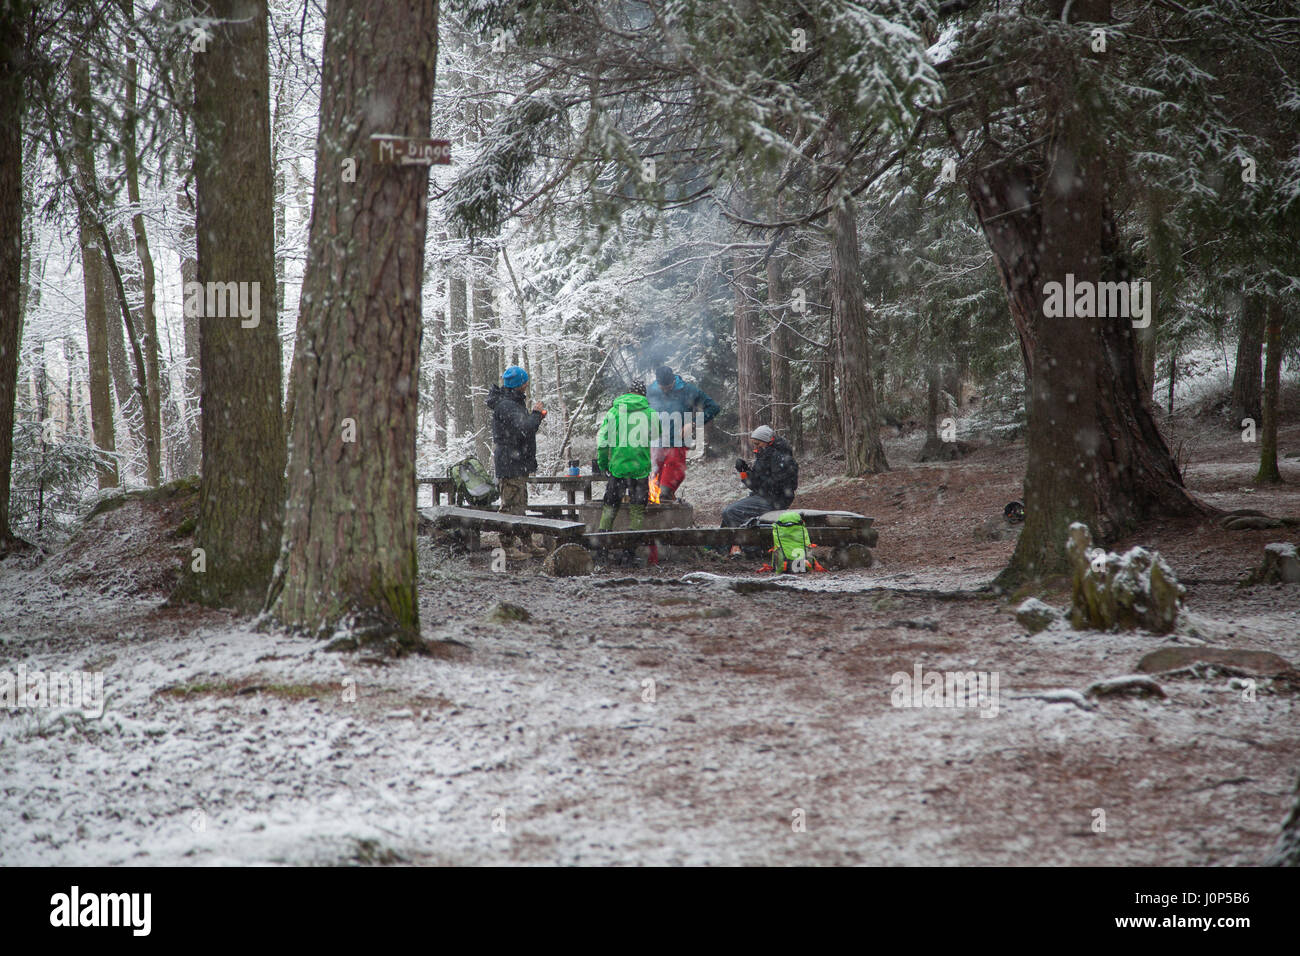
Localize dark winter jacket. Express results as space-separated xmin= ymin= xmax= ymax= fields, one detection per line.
xmin=744 ymin=437 xmax=798 ymax=509
xmin=646 ymin=374 xmax=721 ymax=447
xmin=486 ymin=385 xmax=543 ymax=479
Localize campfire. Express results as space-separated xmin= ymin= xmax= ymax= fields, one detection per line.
xmin=648 ymin=473 xmax=661 ymax=505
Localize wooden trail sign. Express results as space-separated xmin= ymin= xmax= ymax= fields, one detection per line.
xmin=370 ymin=135 xmax=451 ymax=166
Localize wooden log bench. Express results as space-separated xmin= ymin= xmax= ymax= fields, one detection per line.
xmin=421 ymin=505 xmax=587 ymax=551
xmin=527 ymin=502 xmax=586 ymax=520
xmin=583 ymin=524 xmax=878 ymax=549
xmin=420 ymin=503 xmax=878 ymax=565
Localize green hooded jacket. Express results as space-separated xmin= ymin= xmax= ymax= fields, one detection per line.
xmin=597 ymin=392 xmax=659 ymax=479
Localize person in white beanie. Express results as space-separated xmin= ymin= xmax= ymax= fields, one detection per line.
xmin=721 ymin=425 xmax=799 ymax=534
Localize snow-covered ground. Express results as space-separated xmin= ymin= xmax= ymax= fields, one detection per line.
xmin=4 ymin=414 xmax=1298 ymax=866
xmin=3 ymin=548 xmax=1296 ymax=866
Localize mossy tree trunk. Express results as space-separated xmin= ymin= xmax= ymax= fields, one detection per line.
xmin=175 ymin=0 xmax=286 ymax=612
xmin=267 ymin=0 xmax=439 ymax=639
xmin=961 ymin=0 xmax=1202 ymax=586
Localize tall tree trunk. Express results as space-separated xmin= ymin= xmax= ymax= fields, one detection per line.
xmin=964 ymin=7 xmax=1202 ymax=585
xmin=430 ymin=299 xmax=447 ymax=451
xmin=109 ymin=220 xmax=149 ymax=472
xmin=767 ymin=252 xmax=793 ymax=438
xmin=831 ymin=197 xmax=887 ymax=475
xmin=1255 ymin=300 xmax=1283 ymax=484
xmin=918 ymin=363 xmax=955 ymax=462
xmin=816 ymin=355 xmax=838 ymax=456
xmin=268 ymin=0 xmax=439 ymax=640
xmin=176 ymin=0 xmax=286 ymax=612
xmin=15 ymin=200 xmax=39 ymax=424
xmin=471 ymin=268 xmax=496 ymax=465
xmin=449 ymin=272 xmax=473 ymax=446
xmin=17 ymin=184 xmax=40 ymax=363
xmin=96 ymin=219 xmax=159 ymax=487
xmin=122 ymin=11 xmax=162 ymax=486
xmin=175 ymin=181 xmax=201 ymax=476
xmin=103 ymin=235 xmax=136 ymax=429
xmin=1230 ymin=295 xmax=1265 ymax=427
xmin=272 ymin=70 xmax=287 ymax=326
xmin=0 ymin=9 xmax=23 ymax=549
xmin=34 ymin=351 xmax=48 ymax=533
xmin=734 ymin=255 xmax=762 ymax=453
xmin=70 ymin=55 xmax=119 ymax=488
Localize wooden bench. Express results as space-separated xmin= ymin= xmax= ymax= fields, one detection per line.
xmin=583 ymin=524 xmax=878 ymax=549
xmin=422 ymin=505 xmax=586 ymax=536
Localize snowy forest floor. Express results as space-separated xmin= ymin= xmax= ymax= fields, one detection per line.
xmin=3 ymin=413 xmax=1299 ymax=866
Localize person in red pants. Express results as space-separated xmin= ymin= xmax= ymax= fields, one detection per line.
xmin=647 ymin=365 xmax=720 ymax=501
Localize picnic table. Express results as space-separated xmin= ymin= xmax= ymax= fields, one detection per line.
xmin=418 ymin=473 xmax=607 ymax=507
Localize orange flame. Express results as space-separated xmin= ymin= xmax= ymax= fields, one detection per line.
xmin=648 ymin=473 xmax=661 ymax=505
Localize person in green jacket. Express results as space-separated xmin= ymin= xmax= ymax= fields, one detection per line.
xmin=596 ymin=380 xmax=660 ymax=533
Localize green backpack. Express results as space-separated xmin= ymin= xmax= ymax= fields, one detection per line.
xmin=771 ymin=511 xmax=814 ymax=573
xmin=449 ymin=456 xmax=499 ymax=508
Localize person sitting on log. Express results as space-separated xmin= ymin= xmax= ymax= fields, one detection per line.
xmin=722 ymin=425 xmax=799 ymax=556
xmin=595 ymin=380 xmax=659 ymax=562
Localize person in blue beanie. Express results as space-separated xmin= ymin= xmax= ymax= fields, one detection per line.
xmin=486 ymin=365 xmax=546 ymax=558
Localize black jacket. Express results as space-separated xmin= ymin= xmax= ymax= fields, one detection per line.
xmin=486 ymin=385 xmax=543 ymax=479
xmin=745 ymin=437 xmax=798 ymax=509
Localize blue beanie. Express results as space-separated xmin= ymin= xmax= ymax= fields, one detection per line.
xmin=502 ymin=365 xmax=529 ymax=389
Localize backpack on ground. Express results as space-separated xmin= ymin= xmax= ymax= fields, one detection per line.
xmin=767 ymin=510 xmax=824 ymax=573
xmin=449 ymin=456 xmax=499 ymax=507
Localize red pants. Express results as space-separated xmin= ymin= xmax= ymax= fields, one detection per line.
xmin=651 ymin=446 xmax=688 ymax=492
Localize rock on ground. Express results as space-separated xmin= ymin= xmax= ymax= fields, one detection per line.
xmin=1066 ymin=523 xmax=1184 ymax=633
xmin=1137 ymin=645 xmax=1297 ymax=678
xmin=1015 ymin=597 xmax=1063 ymax=634
xmin=1244 ymin=543 xmax=1300 ymax=586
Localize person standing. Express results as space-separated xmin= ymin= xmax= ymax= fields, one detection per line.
xmin=722 ymin=424 xmax=799 ymax=535
xmin=596 ymin=379 xmax=659 ymax=532
xmin=646 ymin=364 xmax=720 ymax=501
xmin=486 ymin=365 xmax=546 ymax=559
